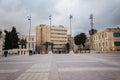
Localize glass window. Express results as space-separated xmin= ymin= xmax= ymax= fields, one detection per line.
xmin=114 ymin=41 xmax=120 ymax=46
xmin=113 ymin=32 xmax=120 ymax=37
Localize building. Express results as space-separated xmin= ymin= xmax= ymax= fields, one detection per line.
xmin=18 ymin=34 xmax=36 ymax=55
xmin=0 ymin=36 xmax=4 ymax=55
xmin=0 ymin=30 xmax=4 ymax=55
xmin=92 ymin=28 xmax=120 ymax=52
xmin=36 ymin=24 xmax=68 ymax=53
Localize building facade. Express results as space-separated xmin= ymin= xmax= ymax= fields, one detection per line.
xmin=92 ymin=28 xmax=120 ymax=52
xmin=0 ymin=30 xmax=4 ymax=55
xmin=18 ymin=35 xmax=36 ymax=55
xmin=0 ymin=37 xmax=3 ymax=55
xmin=36 ymin=24 xmax=68 ymax=53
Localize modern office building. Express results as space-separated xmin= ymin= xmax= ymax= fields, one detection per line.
xmin=36 ymin=24 xmax=68 ymax=53
xmin=92 ymin=28 xmax=120 ymax=52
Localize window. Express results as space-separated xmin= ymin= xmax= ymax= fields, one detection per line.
xmin=114 ymin=41 xmax=120 ymax=46
xmin=113 ymin=32 xmax=120 ymax=37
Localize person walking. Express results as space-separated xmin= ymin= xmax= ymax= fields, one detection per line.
xmin=4 ymin=50 xmax=8 ymax=57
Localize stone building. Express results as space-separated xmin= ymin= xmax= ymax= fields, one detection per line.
xmin=18 ymin=34 xmax=36 ymax=55
xmin=36 ymin=24 xmax=68 ymax=53
xmin=92 ymin=28 xmax=120 ymax=52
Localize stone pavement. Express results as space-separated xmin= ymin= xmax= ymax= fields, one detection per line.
xmin=0 ymin=53 xmax=120 ymax=80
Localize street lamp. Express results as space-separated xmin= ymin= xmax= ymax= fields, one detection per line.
xmin=69 ymin=14 xmax=74 ymax=54
xmin=27 ymin=15 xmax=31 ymax=51
xmin=69 ymin=14 xmax=73 ymax=36
xmin=49 ymin=15 xmax=52 ymax=53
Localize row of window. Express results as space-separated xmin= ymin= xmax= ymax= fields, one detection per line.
xmin=93 ymin=33 xmax=107 ymax=40
xmin=51 ymin=36 xmax=67 ymax=39
xmin=51 ymin=29 xmax=67 ymax=32
xmin=114 ymin=41 xmax=120 ymax=46
xmin=113 ymin=32 xmax=120 ymax=37
xmin=51 ymin=40 xmax=67 ymax=42
xmin=94 ymin=42 xmax=108 ymax=48
xmin=22 ymin=37 xmax=35 ymax=41
xmin=51 ymin=33 xmax=66 ymax=35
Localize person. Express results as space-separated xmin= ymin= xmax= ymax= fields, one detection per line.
xmin=29 ymin=50 xmax=33 ymax=55
xmin=4 ymin=50 xmax=8 ymax=57
xmin=59 ymin=51 xmax=61 ymax=54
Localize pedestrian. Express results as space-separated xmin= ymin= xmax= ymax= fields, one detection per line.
xmin=4 ymin=50 xmax=8 ymax=57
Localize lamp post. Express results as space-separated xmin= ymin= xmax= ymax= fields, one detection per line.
xmin=69 ymin=14 xmax=74 ymax=54
xmin=49 ymin=15 xmax=52 ymax=29
xmin=69 ymin=14 xmax=73 ymax=36
xmin=49 ymin=15 xmax=52 ymax=53
xmin=27 ymin=15 xmax=31 ymax=51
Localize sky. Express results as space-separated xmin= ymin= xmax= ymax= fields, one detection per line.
xmin=0 ymin=0 xmax=120 ymax=36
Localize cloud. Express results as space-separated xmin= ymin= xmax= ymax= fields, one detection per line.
xmin=0 ymin=0 xmax=120 ymax=36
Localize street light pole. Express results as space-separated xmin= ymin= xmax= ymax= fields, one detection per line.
xmin=69 ymin=15 xmax=73 ymax=36
xmin=27 ymin=15 xmax=31 ymax=51
xmin=69 ymin=14 xmax=74 ymax=54
xmin=49 ymin=15 xmax=52 ymax=53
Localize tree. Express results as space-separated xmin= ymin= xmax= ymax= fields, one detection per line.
xmin=4 ymin=27 xmax=19 ymax=49
xmin=11 ymin=27 xmax=19 ymax=48
xmin=0 ymin=30 xmax=2 ymax=38
xmin=4 ymin=30 xmax=12 ymax=49
xmin=74 ymin=33 xmax=87 ymax=52
xmin=19 ymin=39 xmax=27 ymax=48
xmin=66 ymin=43 xmax=70 ymax=53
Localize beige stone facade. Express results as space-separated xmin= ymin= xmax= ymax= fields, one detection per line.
xmin=36 ymin=24 xmax=68 ymax=53
xmin=92 ymin=28 xmax=120 ymax=52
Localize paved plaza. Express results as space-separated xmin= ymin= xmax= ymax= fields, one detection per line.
xmin=0 ymin=53 xmax=120 ymax=80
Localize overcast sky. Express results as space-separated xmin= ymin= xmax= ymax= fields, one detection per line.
xmin=0 ymin=0 xmax=120 ymax=36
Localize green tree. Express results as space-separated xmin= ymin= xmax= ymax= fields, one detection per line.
xmin=74 ymin=33 xmax=87 ymax=52
xmin=19 ymin=39 xmax=27 ymax=48
xmin=4 ymin=30 xmax=12 ymax=49
xmin=4 ymin=27 xmax=19 ymax=49
xmin=66 ymin=43 xmax=70 ymax=53
xmin=11 ymin=27 xmax=19 ymax=48
xmin=0 ymin=30 xmax=2 ymax=38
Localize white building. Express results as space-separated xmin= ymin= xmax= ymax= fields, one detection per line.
xmin=18 ymin=34 xmax=36 ymax=55
xmin=0 ymin=30 xmax=4 ymax=55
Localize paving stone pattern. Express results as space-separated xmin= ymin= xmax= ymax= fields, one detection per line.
xmin=0 ymin=54 xmax=120 ymax=80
